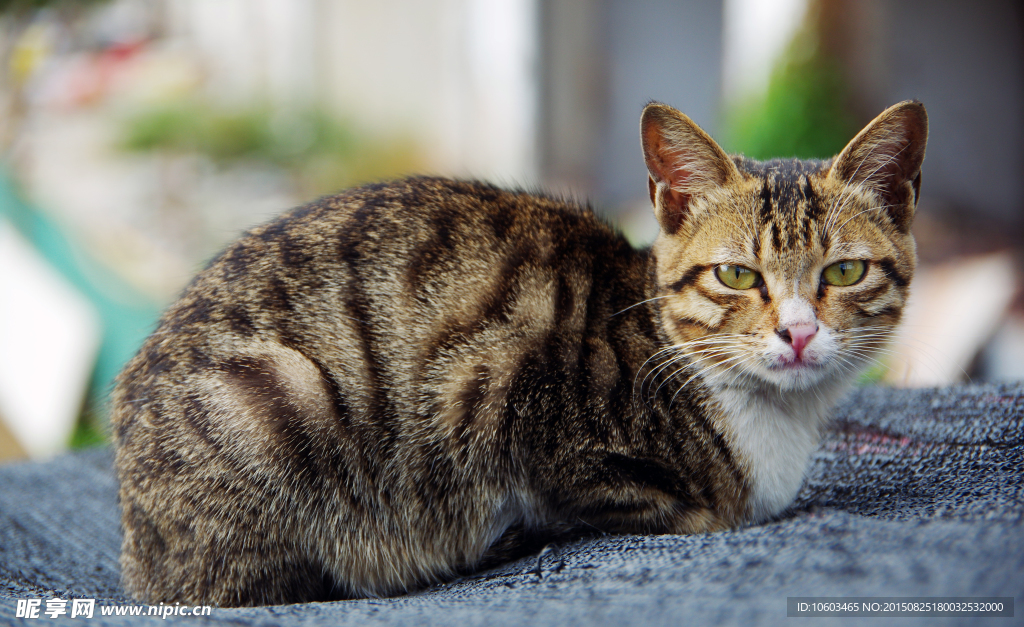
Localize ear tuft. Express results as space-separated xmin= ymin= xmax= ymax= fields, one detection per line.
xmin=640 ymin=103 xmax=739 ymax=234
xmin=829 ymin=100 xmax=929 ymax=231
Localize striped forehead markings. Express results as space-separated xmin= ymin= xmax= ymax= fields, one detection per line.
xmin=800 ymin=177 xmax=823 ymax=246
xmin=752 ymin=172 xmax=828 ymax=255
xmin=736 ymin=157 xmax=832 ymax=252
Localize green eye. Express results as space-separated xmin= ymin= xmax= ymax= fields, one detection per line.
xmin=715 ymin=264 xmax=761 ymax=290
xmin=822 ymin=260 xmax=866 ymax=286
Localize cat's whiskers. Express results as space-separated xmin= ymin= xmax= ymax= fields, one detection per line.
xmin=647 ymin=349 xmax=713 ymax=399
xmin=669 ymin=350 xmax=748 ymax=395
xmin=638 ymin=336 xmax=749 ymax=402
xmin=639 ymin=342 xmax=717 ymax=403
xmin=829 ymin=354 xmax=877 ymax=387
xmin=670 ymin=353 xmax=751 ymax=409
xmin=839 ymin=324 xmax=899 ymax=339
xmin=844 ymin=338 xmax=899 ymax=353
xmin=665 ymin=359 xmax=733 ymax=406
xmin=833 ymin=343 xmax=885 ymax=368
xmin=636 ymin=337 xmax=736 ymax=401
xmin=839 ymin=348 xmax=909 ymax=383
xmin=848 ymin=333 xmax=974 ymax=384
xmin=611 ymin=295 xmax=674 ymax=317
xmin=633 ymin=345 xmax=682 ymax=393
xmin=641 ymin=352 xmax=691 ymax=401
xmin=841 ymin=333 xmax=899 ymax=350
xmin=635 ymin=345 xmax=681 ymax=375
xmin=649 ymin=345 xmax=743 ymax=402
xmin=842 ymin=347 xmax=896 ymax=366
xmin=641 ymin=325 xmax=840 ymax=406
xmin=840 ymin=326 xmax=939 ymax=374
xmin=839 ymin=330 xmax=900 ymax=366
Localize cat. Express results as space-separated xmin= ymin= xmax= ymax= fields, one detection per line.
xmin=112 ymin=100 xmax=927 ymax=606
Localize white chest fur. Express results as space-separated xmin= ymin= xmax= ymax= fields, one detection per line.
xmin=711 ymin=384 xmax=846 ymax=523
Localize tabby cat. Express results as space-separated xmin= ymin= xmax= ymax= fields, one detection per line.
xmin=112 ymin=100 xmax=927 ymax=606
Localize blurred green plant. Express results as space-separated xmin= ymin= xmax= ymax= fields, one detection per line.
xmin=0 ymin=0 xmax=107 ymax=15
xmin=69 ymin=400 xmax=107 ymax=449
xmin=119 ymin=100 xmax=423 ymax=196
xmin=722 ymin=4 xmax=857 ymax=160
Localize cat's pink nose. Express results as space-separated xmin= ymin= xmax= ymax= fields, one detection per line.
xmin=779 ymin=323 xmax=818 ymax=360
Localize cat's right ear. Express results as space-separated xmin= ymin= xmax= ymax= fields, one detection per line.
xmin=828 ymin=100 xmax=928 ymax=232
xmin=641 ymin=103 xmax=740 ymax=234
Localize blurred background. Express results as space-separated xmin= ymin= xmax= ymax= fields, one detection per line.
xmin=0 ymin=0 xmax=1021 ymax=461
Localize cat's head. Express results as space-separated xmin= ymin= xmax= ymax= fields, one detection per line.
xmin=641 ymin=101 xmax=927 ymax=392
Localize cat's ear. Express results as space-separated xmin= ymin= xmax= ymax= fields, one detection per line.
xmin=829 ymin=100 xmax=928 ymax=231
xmin=641 ymin=103 xmax=740 ymax=234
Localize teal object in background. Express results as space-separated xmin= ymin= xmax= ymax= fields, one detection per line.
xmin=0 ymin=172 xmax=160 ymax=424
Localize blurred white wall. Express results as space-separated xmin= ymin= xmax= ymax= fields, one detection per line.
xmin=0 ymin=221 xmax=99 ymax=458
xmin=722 ymin=0 xmax=807 ymax=103
xmin=168 ymin=0 xmax=539 ymax=185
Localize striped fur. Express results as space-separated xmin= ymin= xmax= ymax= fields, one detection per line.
xmin=113 ymin=102 xmax=927 ymax=606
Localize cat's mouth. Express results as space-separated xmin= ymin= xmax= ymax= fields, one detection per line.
xmin=774 ymin=358 xmax=815 ymax=366
xmin=770 ymin=355 xmax=823 ymax=370
xmin=752 ymin=349 xmax=845 ymax=391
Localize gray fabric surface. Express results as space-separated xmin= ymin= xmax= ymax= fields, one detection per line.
xmin=0 ymin=383 xmax=1021 ymax=626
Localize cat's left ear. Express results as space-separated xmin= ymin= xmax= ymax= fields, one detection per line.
xmin=829 ymin=100 xmax=928 ymax=231
xmin=641 ymin=103 xmax=741 ymax=234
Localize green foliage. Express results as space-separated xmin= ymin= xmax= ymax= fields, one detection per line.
xmin=723 ymin=19 xmax=857 ymax=160
xmin=123 ymin=103 xmax=342 ymax=165
xmin=0 ymin=0 xmax=108 ymax=15
xmin=120 ymin=100 xmax=422 ymax=195
xmin=69 ymin=403 xmax=107 ymax=449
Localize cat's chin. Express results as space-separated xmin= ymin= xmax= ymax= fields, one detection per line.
xmin=704 ymin=358 xmax=842 ymax=394
xmin=751 ymin=360 xmax=847 ymax=393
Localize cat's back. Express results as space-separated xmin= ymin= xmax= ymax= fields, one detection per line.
xmin=117 ymin=175 xmax=633 ymax=387
xmin=160 ymin=175 xmax=621 ymax=338
xmin=114 ymin=176 xmax=638 ymax=445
